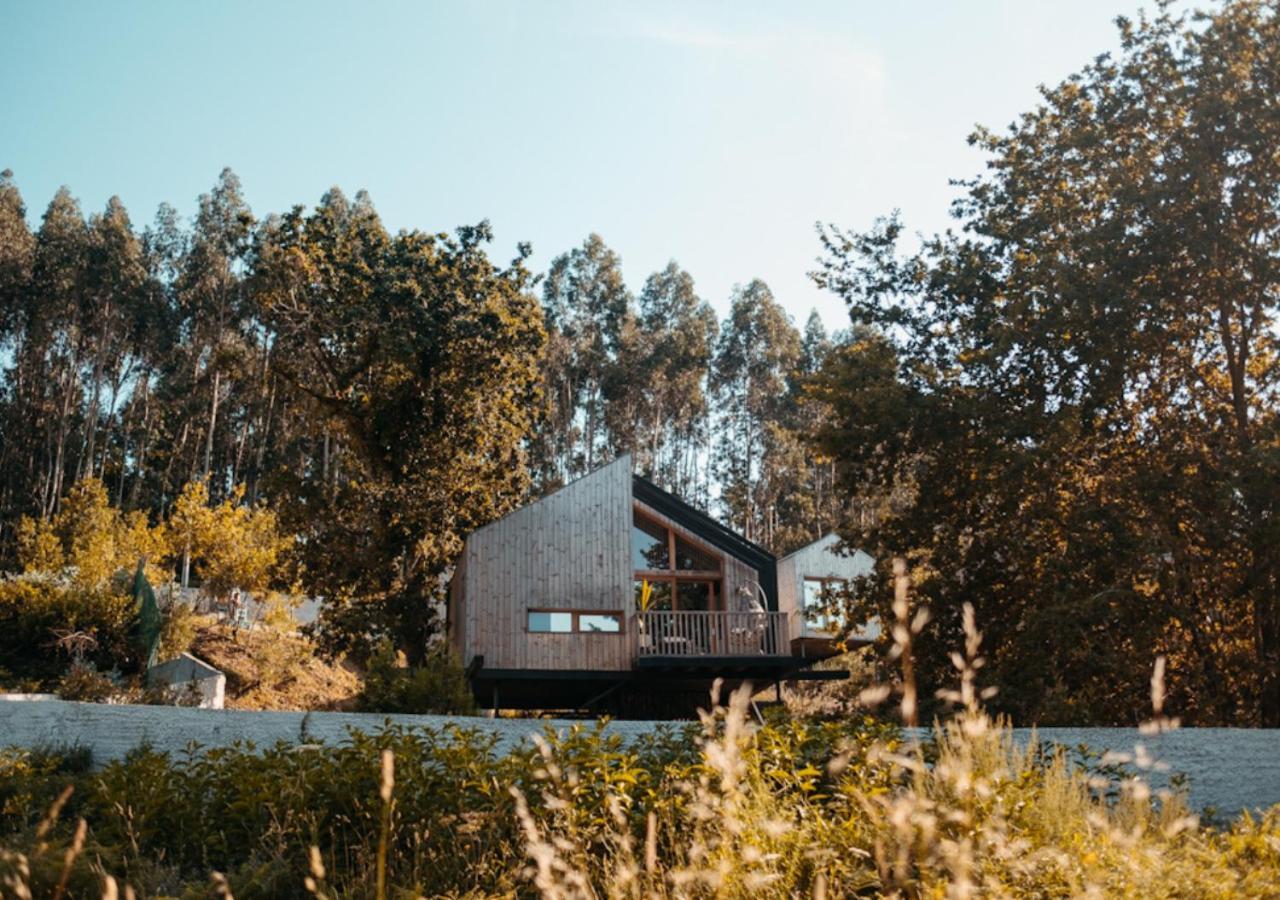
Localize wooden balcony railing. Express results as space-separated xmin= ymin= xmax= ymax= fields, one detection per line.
xmin=634 ymin=610 xmax=791 ymax=658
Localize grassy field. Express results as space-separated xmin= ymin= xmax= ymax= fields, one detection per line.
xmin=3 ymin=610 xmax=1280 ymax=897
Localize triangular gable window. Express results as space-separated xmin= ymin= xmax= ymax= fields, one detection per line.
xmin=632 ymin=508 xmax=722 ymax=612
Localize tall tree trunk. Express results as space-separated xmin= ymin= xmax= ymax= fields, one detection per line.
xmin=47 ymin=359 xmax=80 ymax=517
xmin=80 ymin=353 xmax=104 ymax=481
xmin=585 ymin=380 xmax=598 ymax=472
xmin=204 ymin=367 xmax=221 ymax=481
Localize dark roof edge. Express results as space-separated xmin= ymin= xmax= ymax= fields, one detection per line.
xmin=631 ymin=474 xmax=776 ymax=569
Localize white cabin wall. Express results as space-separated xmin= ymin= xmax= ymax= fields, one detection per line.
xmin=781 ymin=534 xmax=877 ymax=638
xmin=776 ymin=555 xmax=798 ymax=619
xmin=462 ymin=455 xmax=634 ymax=671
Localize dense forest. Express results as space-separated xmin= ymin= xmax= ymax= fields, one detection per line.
xmin=3 ymin=0 xmax=1279 ymax=727
xmin=0 ymin=169 xmax=846 ymax=662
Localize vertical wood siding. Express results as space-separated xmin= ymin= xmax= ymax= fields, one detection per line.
xmin=448 ymin=548 xmax=468 ymax=658
xmin=462 ymin=455 xmax=634 ymax=671
xmin=777 ymin=534 xmax=875 ymax=635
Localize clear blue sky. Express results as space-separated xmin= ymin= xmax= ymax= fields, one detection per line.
xmin=1 ymin=0 xmax=1147 ymax=331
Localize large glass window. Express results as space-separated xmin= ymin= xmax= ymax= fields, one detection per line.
xmin=677 ymin=580 xmax=715 ymax=611
xmin=632 ymin=508 xmax=723 ymax=611
xmin=635 ymin=579 xmax=672 ymax=611
xmin=675 ymin=536 xmax=719 ymax=571
xmin=632 ymin=514 xmax=670 ymax=571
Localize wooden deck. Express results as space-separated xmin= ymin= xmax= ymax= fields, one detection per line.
xmin=634 ymin=610 xmax=791 ymax=660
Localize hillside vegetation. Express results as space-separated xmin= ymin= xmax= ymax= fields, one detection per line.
xmin=190 ymin=624 xmax=360 ymax=712
xmin=2 ymin=677 xmax=1278 ymax=897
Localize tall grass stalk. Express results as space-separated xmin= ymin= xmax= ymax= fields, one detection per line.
xmin=376 ymin=748 xmax=393 ymax=900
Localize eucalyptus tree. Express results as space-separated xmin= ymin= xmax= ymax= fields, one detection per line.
xmin=0 ymin=170 xmax=37 ymax=537
xmin=168 ymin=168 xmax=256 ymax=499
xmin=29 ymin=188 xmax=92 ymax=517
xmin=78 ymin=197 xmax=149 ymax=485
xmin=632 ymin=261 xmax=718 ymax=502
xmin=710 ymin=279 xmax=801 ymax=546
xmin=541 ymin=233 xmax=630 ymax=480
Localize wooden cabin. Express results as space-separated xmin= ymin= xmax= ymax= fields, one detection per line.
xmin=446 ymin=455 xmax=878 ymax=716
xmin=778 ymin=534 xmax=880 ymax=657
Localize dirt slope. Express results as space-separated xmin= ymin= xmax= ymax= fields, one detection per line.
xmin=190 ymin=625 xmax=361 ymax=711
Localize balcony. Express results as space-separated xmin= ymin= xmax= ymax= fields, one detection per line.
xmin=633 ymin=609 xmax=792 ymax=660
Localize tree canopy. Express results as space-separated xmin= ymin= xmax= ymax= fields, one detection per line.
xmin=811 ymin=0 xmax=1280 ymax=725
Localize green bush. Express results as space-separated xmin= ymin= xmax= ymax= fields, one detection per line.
xmin=55 ymin=662 xmax=118 ymax=702
xmin=5 ymin=700 xmax=1280 ymax=898
xmin=358 ymin=640 xmax=477 ymax=715
xmin=0 ymin=575 xmax=137 ymax=684
xmin=0 ymin=712 xmax=886 ymax=898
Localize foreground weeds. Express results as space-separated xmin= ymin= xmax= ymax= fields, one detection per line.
xmin=3 ymin=575 xmax=1280 ymax=897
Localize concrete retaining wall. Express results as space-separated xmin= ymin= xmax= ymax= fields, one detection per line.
xmin=0 ymin=697 xmax=666 ymax=762
xmin=2 ymin=698 xmax=1277 ymax=817
xmin=147 ymin=653 xmax=226 ymax=709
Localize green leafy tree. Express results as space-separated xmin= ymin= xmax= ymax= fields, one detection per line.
xmin=811 ymin=0 xmax=1280 ymax=725
xmin=252 ymin=190 xmax=544 ymax=661
xmin=711 ymin=279 xmax=801 ymax=547
xmin=165 ymin=479 xmax=286 ymax=601
xmin=16 ymin=478 xmax=167 ymax=589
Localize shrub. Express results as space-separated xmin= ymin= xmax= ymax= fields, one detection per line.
xmin=358 ymin=641 xmax=477 ymax=715
xmin=15 ymin=478 xmax=168 ymax=589
xmin=154 ymin=600 xmax=204 ymax=663
xmin=0 ymin=575 xmax=137 ymax=684
xmin=4 ymin=585 xmax=1280 ymax=897
xmin=4 ymin=695 xmax=1280 ymax=898
xmin=54 ymin=662 xmax=118 ymax=703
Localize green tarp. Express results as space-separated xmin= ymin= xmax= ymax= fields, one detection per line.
xmin=133 ymin=561 xmax=162 ymax=670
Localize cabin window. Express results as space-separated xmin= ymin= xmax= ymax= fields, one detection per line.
xmin=635 ymin=579 xmax=672 ymax=611
xmin=632 ymin=514 xmax=670 ymax=570
xmin=578 ymin=613 xmax=623 ymax=633
xmin=528 ymin=610 xmax=574 ymax=633
xmin=675 ymin=536 xmax=718 ymax=572
xmin=527 ymin=609 xmax=624 ymax=634
xmin=803 ymin=578 xmax=849 ymax=632
xmin=633 ymin=509 xmax=725 ymax=612
xmin=677 ymin=580 xmax=714 ymax=611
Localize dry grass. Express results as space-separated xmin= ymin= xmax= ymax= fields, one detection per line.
xmin=5 ymin=560 xmax=1280 ymax=897
xmin=190 ymin=624 xmax=361 ymax=711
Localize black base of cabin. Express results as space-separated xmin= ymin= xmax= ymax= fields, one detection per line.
xmin=469 ymin=662 xmax=849 ymax=720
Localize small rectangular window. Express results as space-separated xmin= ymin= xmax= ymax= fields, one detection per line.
xmin=528 ymin=611 xmax=574 ymax=633
xmin=578 ymin=613 xmax=622 ymax=633
xmin=527 ymin=610 xmax=624 ymax=634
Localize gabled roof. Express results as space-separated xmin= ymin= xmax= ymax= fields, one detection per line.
xmin=631 ymin=473 xmax=778 ymax=610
